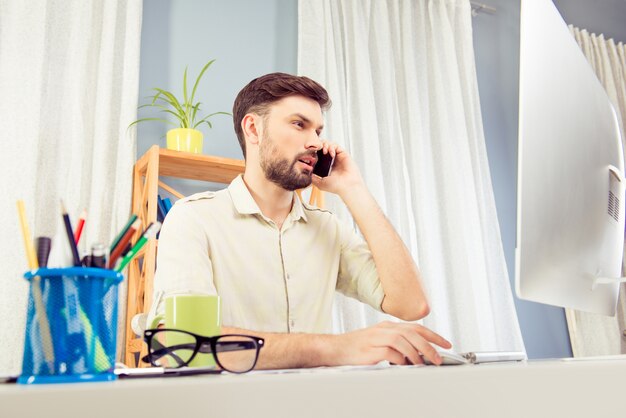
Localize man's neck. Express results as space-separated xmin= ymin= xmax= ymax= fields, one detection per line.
xmin=242 ymin=171 xmax=294 ymax=229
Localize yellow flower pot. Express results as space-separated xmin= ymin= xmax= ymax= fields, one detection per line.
xmin=166 ymin=128 xmax=204 ymax=154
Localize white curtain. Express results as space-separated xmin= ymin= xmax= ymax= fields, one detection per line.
xmin=298 ymin=0 xmax=525 ymax=353
xmin=0 ymin=0 xmax=142 ymax=374
xmin=565 ymin=26 xmax=626 ymax=357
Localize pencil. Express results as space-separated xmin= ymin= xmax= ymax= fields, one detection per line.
xmin=74 ymin=209 xmax=87 ymax=245
xmin=110 ymin=214 xmax=138 ymax=253
xmin=115 ymin=222 xmax=161 ymax=272
xmin=16 ymin=200 xmax=55 ymax=372
xmin=108 ymin=219 xmax=141 ymax=269
xmin=17 ymin=201 xmax=38 ymax=269
xmin=61 ymin=200 xmax=82 ymax=266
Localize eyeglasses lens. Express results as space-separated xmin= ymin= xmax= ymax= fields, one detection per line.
xmin=214 ymin=335 xmax=260 ymax=373
xmin=150 ymin=330 xmax=197 ymax=368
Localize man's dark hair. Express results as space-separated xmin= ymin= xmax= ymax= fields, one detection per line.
xmin=233 ymin=72 xmax=331 ymax=159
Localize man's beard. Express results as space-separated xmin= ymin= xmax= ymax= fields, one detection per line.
xmin=259 ymin=133 xmax=314 ymax=191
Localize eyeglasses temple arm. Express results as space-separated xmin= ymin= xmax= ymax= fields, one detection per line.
xmin=142 ymin=342 xmax=192 ymax=366
xmin=203 ymin=341 xmax=258 ymax=353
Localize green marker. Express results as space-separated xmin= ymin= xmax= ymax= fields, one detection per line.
xmin=115 ymin=222 xmax=161 ymax=272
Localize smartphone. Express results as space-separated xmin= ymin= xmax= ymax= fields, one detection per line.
xmin=313 ymin=149 xmax=334 ymax=177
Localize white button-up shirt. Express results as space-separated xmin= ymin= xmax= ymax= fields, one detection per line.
xmin=153 ymin=175 xmax=384 ymax=333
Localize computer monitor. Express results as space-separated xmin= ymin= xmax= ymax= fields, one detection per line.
xmin=515 ymin=0 xmax=625 ymax=316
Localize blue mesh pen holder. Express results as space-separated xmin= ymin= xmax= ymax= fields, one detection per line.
xmin=18 ymin=267 xmax=124 ymax=384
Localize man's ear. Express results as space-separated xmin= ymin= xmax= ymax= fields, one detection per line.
xmin=242 ymin=113 xmax=262 ymax=146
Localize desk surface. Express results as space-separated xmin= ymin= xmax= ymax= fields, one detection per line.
xmin=2 ymin=358 xmax=624 ymax=418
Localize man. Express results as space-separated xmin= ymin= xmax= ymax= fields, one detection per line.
xmin=154 ymin=73 xmax=451 ymax=368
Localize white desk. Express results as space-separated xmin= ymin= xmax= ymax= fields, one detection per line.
xmin=1 ymin=359 xmax=624 ymax=418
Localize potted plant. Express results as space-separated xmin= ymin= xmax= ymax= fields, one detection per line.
xmin=130 ymin=59 xmax=230 ymax=154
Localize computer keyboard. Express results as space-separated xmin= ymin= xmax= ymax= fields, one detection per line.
xmin=424 ymin=350 xmax=527 ymax=365
xmin=424 ymin=350 xmax=469 ymax=365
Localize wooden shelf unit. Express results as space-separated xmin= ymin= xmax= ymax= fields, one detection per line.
xmin=123 ymin=145 xmax=245 ymax=367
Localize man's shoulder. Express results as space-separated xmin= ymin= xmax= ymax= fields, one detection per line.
xmin=177 ymin=190 xmax=218 ymax=203
xmin=172 ymin=189 xmax=230 ymax=210
xmin=301 ymin=201 xmax=334 ymax=218
xmin=176 ymin=189 xmax=227 ymax=204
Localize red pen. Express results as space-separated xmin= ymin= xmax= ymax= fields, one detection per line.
xmin=74 ymin=209 xmax=87 ymax=244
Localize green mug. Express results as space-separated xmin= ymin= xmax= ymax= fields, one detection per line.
xmin=150 ymin=294 xmax=221 ymax=368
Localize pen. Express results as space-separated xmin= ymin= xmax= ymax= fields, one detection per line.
xmin=115 ymin=366 xmax=222 ymax=378
xmin=120 ymin=242 xmax=132 ymax=257
xmin=115 ymin=222 xmax=161 ymax=272
xmin=61 ymin=200 xmax=82 ymax=266
xmin=90 ymin=243 xmax=107 ymax=269
xmin=74 ymin=209 xmax=87 ymax=245
xmin=35 ymin=237 xmax=52 ymax=268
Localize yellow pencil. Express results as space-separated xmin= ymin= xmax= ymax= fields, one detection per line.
xmin=17 ymin=200 xmax=38 ymax=269
xmin=16 ymin=200 xmax=55 ymax=372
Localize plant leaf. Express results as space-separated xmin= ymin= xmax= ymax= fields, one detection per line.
xmin=153 ymin=88 xmax=185 ymax=116
xmin=191 ymin=102 xmax=201 ymax=125
xmin=183 ymin=66 xmax=190 ymax=122
xmin=161 ymin=109 xmax=186 ymax=121
xmin=192 ymin=111 xmax=231 ymax=128
xmin=183 ymin=66 xmax=189 ymax=107
xmin=128 ymin=117 xmax=178 ymax=128
xmin=152 ymin=96 xmax=184 ymax=115
xmin=194 ymin=117 xmax=213 ymax=129
xmin=190 ymin=59 xmax=215 ymax=107
xmin=193 ymin=115 xmax=211 ymax=128
xmin=151 ymin=90 xmax=166 ymax=105
xmin=144 ymin=99 xmax=187 ymax=125
xmin=148 ymin=102 xmax=187 ymax=121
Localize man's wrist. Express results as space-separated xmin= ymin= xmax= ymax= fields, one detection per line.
xmin=306 ymin=333 xmax=339 ymax=367
xmin=337 ymin=182 xmax=370 ymax=206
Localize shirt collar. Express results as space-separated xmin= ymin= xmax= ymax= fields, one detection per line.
xmin=228 ymin=175 xmax=308 ymax=223
xmin=291 ymin=191 xmax=308 ymax=223
xmin=228 ymin=175 xmax=261 ymax=215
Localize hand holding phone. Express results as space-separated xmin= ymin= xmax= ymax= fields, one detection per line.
xmin=313 ymin=149 xmax=334 ymax=178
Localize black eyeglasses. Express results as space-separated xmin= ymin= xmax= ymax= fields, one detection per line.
xmin=142 ymin=328 xmax=264 ymax=374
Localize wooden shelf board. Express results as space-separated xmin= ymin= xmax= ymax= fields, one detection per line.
xmin=136 ymin=146 xmax=245 ymax=183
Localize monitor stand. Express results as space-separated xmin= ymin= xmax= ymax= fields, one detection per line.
xmin=591 ymin=276 xmax=626 ymax=290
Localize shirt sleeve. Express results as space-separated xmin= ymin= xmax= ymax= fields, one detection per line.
xmin=152 ymin=199 xmax=218 ymax=319
xmin=335 ymin=218 xmax=385 ymax=312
